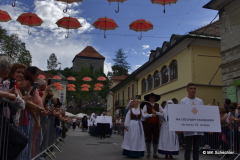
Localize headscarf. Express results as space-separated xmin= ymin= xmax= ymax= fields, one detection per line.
xmin=163 ymin=100 xmax=174 ymax=121
xmin=126 ymin=100 xmax=133 ymax=110
xmin=90 ymin=113 xmax=95 ymax=120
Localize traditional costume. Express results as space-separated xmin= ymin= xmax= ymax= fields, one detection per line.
xmin=142 ymin=93 xmax=163 ymax=159
xmin=122 ymin=108 xmax=145 ymax=157
xmin=158 ymin=100 xmax=179 ymax=159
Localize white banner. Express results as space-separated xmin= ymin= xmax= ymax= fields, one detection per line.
xmin=96 ymin=116 xmax=112 ymax=124
xmin=168 ymin=104 xmax=221 ymax=132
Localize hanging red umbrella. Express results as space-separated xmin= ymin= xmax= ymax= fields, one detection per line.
xmin=0 ymin=10 xmax=12 ymax=22
xmin=53 ymin=82 xmax=62 ymax=87
xmin=81 ymin=87 xmax=89 ymax=91
xmin=52 ymin=75 xmax=62 ymax=80
xmin=56 ymin=16 xmax=82 ymax=38
xmin=129 ymin=19 xmax=153 ymax=40
xmin=67 ymin=84 xmax=75 ymax=88
xmin=81 ymin=84 xmax=90 ymax=88
xmin=95 ymin=83 xmax=103 ymax=87
xmin=67 ymin=76 xmax=76 ymax=81
xmin=16 ymin=13 xmax=43 ymax=35
xmin=56 ymin=0 xmax=83 ymax=13
xmin=97 ymin=76 xmax=106 ymax=81
xmin=93 ymin=17 xmax=118 ymax=38
xmin=56 ymin=86 xmax=63 ymax=90
xmin=68 ymin=87 xmax=76 ymax=91
xmin=94 ymin=87 xmax=102 ymax=91
xmin=82 ymin=77 xmax=92 ymax=81
xmin=107 ymin=0 xmax=127 ymax=13
xmin=150 ymin=0 xmax=178 ymax=13
xmin=38 ymin=74 xmax=45 ymax=79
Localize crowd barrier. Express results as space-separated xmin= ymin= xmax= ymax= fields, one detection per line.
xmin=0 ymin=98 xmax=67 ymax=160
xmin=112 ymin=124 xmax=124 ymax=135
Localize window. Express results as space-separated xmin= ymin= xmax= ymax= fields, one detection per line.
xmin=161 ymin=101 xmax=167 ymax=109
xmin=156 ymin=50 xmax=160 ymax=57
xmin=122 ymin=90 xmax=124 ymax=106
xmin=127 ymin=87 xmax=130 ymax=100
xmin=60 ymin=93 xmax=64 ymax=103
xmin=142 ymin=79 xmax=147 ymax=93
xmin=154 ymin=71 xmax=161 ymax=88
xmin=170 ymin=60 xmax=178 ymax=80
xmin=172 ymin=98 xmax=178 ymax=104
xmin=162 ymin=66 xmax=169 ymax=84
xmin=132 ymin=84 xmax=134 ymax=98
xmin=150 ymin=56 xmax=153 ymax=62
xmin=147 ymin=75 xmax=153 ymax=91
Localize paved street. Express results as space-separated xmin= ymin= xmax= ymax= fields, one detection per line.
xmin=54 ymin=128 xmax=233 ymax=160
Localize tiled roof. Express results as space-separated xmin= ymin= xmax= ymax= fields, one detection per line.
xmin=76 ymin=46 xmax=105 ymax=59
xmin=189 ymin=20 xmax=220 ymax=37
xmin=111 ymin=75 xmax=128 ymax=81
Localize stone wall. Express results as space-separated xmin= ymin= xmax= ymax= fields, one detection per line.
xmin=220 ymin=0 xmax=240 ymax=99
xmin=73 ymin=57 xmax=104 ymax=72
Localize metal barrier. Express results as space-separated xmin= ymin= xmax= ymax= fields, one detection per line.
xmin=0 ymin=97 xmax=67 ymax=160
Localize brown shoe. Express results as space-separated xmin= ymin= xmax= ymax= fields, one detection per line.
xmin=147 ymin=155 xmax=151 ymax=159
xmin=153 ymin=155 xmax=161 ymax=159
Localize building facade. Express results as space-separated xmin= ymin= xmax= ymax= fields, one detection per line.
xmin=204 ymin=0 xmax=240 ymax=103
xmin=72 ymin=46 xmax=105 ymax=73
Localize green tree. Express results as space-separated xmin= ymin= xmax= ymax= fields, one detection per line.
xmin=112 ymin=48 xmax=131 ymax=76
xmin=47 ymin=53 xmax=58 ymax=70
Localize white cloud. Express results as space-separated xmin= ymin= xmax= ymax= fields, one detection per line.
xmin=142 ymin=52 xmax=145 ymax=55
xmin=146 ymin=55 xmax=150 ymax=57
xmin=142 ymin=45 xmax=150 ymax=50
xmin=104 ymin=62 xmax=112 ymax=75
xmin=135 ymin=65 xmax=141 ymax=68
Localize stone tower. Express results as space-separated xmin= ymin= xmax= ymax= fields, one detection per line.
xmin=72 ymin=46 xmax=105 ymax=72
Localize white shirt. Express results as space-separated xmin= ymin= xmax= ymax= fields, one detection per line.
xmin=180 ymin=97 xmax=204 ymax=137
xmin=142 ymin=103 xmax=164 ymax=119
xmin=72 ymin=119 xmax=76 ymax=123
xmin=227 ymin=109 xmax=239 ymax=123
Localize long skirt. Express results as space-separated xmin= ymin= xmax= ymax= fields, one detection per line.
xmin=73 ymin=122 xmax=76 ymax=129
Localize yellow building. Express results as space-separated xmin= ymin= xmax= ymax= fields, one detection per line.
xmin=134 ymin=21 xmax=223 ymax=107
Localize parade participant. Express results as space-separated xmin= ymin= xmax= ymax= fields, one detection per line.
xmin=180 ymin=83 xmax=204 ymax=160
xmin=87 ymin=116 xmax=90 ymax=131
xmin=142 ymin=93 xmax=163 ymax=159
xmin=123 ymin=100 xmax=134 ymax=138
xmin=158 ymin=100 xmax=179 ymax=159
xmin=72 ymin=117 xmax=77 ymax=131
xmin=100 ymin=111 xmax=107 ymax=139
xmin=122 ymin=99 xmax=145 ymax=158
xmin=82 ymin=116 xmax=88 ymax=132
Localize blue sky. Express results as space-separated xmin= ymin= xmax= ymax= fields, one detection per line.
xmin=0 ymin=0 xmax=218 ymax=75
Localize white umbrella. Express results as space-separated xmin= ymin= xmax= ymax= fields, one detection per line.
xmin=65 ymin=111 xmax=76 ymax=117
xmin=76 ymin=113 xmax=87 ymax=118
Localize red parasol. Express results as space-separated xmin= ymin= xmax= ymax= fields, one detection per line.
xmin=0 ymin=10 xmax=12 ymax=22
xmin=67 ymin=76 xmax=76 ymax=81
xmin=67 ymin=84 xmax=75 ymax=88
xmin=93 ymin=17 xmax=118 ymax=38
xmin=95 ymin=83 xmax=103 ymax=87
xmin=82 ymin=77 xmax=92 ymax=81
xmin=56 ymin=16 xmax=82 ymax=38
xmin=16 ymin=13 xmax=43 ymax=35
xmin=150 ymin=0 xmax=178 ymax=13
xmin=81 ymin=87 xmax=89 ymax=91
xmin=53 ymin=82 xmax=62 ymax=87
xmin=56 ymin=86 xmax=63 ymax=90
xmin=129 ymin=19 xmax=153 ymax=40
xmin=97 ymin=76 xmax=106 ymax=81
xmin=94 ymin=87 xmax=102 ymax=91
xmin=81 ymin=84 xmax=90 ymax=88
xmin=107 ymin=0 xmax=127 ymax=13
xmin=38 ymin=74 xmax=45 ymax=79
xmin=68 ymin=87 xmax=76 ymax=91
xmin=52 ymin=75 xmax=62 ymax=80
xmin=56 ymin=0 xmax=83 ymax=13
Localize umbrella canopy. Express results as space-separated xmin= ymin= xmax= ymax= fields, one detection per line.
xmin=68 ymin=87 xmax=76 ymax=91
xmin=38 ymin=74 xmax=45 ymax=79
xmin=16 ymin=13 xmax=43 ymax=35
xmin=93 ymin=17 xmax=118 ymax=38
xmin=52 ymin=75 xmax=62 ymax=80
xmin=94 ymin=87 xmax=102 ymax=91
xmin=81 ymin=87 xmax=89 ymax=91
xmin=56 ymin=16 xmax=82 ymax=38
xmin=107 ymin=0 xmax=127 ymax=13
xmin=56 ymin=0 xmax=83 ymax=13
xmin=129 ymin=19 xmax=153 ymax=40
xmin=95 ymin=83 xmax=103 ymax=87
xmin=0 ymin=10 xmax=12 ymax=22
xmin=67 ymin=84 xmax=75 ymax=88
xmin=97 ymin=76 xmax=106 ymax=81
xmin=65 ymin=111 xmax=75 ymax=117
xmin=56 ymin=86 xmax=63 ymax=90
xmin=82 ymin=77 xmax=92 ymax=81
xmin=76 ymin=113 xmax=87 ymax=118
xmin=150 ymin=0 xmax=178 ymax=13
xmin=67 ymin=76 xmax=76 ymax=81
xmin=53 ymin=82 xmax=62 ymax=87
xmin=81 ymin=84 xmax=90 ymax=88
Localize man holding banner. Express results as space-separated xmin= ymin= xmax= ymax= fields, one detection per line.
xmin=180 ymin=83 xmax=204 ymax=160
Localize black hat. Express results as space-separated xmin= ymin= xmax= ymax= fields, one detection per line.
xmin=144 ymin=93 xmax=161 ymax=102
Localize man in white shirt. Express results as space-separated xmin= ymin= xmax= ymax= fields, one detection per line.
xmin=180 ymin=83 xmax=204 ymax=160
